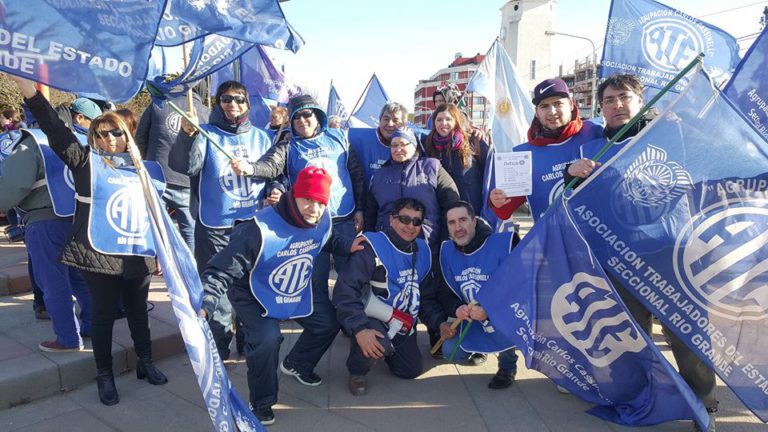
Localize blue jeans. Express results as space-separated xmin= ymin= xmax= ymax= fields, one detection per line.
xmin=163 ymin=184 xmax=196 ymax=254
xmin=25 ymin=219 xmax=92 ymax=347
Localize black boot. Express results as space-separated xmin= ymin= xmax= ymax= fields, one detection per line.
xmin=96 ymin=369 xmax=119 ymax=406
xmin=136 ymin=358 xmax=168 ymax=385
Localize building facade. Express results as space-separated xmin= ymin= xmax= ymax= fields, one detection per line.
xmin=499 ymin=0 xmax=556 ymax=93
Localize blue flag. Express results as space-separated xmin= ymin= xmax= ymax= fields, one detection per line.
xmin=466 ymin=40 xmax=534 ymax=232
xmin=137 ymin=164 xmax=264 ymax=432
xmin=568 ymin=69 xmax=768 ymax=422
xmin=349 ymin=74 xmax=390 ymax=128
xmin=478 ymin=199 xmax=709 ymax=429
xmin=601 ymin=0 xmax=740 ymax=92
xmin=0 ymin=1 xmax=166 ymax=102
xmin=724 ymin=27 xmax=768 ymax=143
xmin=327 ymin=83 xmax=350 ymax=126
xmin=241 ymin=45 xmax=288 ymax=104
xmin=156 ymin=0 xmax=304 ymax=53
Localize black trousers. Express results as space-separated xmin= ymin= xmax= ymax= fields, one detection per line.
xmin=81 ymin=271 xmax=152 ymax=372
xmin=346 ymin=319 xmax=423 ymax=379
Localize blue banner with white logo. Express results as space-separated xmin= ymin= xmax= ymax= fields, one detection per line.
xmin=241 ymin=45 xmax=288 ymax=104
xmin=0 ymin=1 xmax=167 ymax=102
xmin=601 ymin=0 xmax=740 ymax=92
xmin=155 ymin=0 xmax=304 ymax=52
xmin=724 ymin=27 xmax=768 ymax=143
xmin=478 ymin=199 xmax=709 ymax=429
xmin=138 ymin=159 xmax=263 ymax=431
xmin=567 ymin=69 xmax=768 ymax=422
xmin=348 ymin=74 xmax=390 ymax=129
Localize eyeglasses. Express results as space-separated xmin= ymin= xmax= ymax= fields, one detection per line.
xmin=601 ymin=93 xmax=635 ymax=107
xmin=393 ymin=214 xmax=423 ymax=226
xmin=294 ymin=110 xmax=315 ymax=120
xmin=96 ymin=128 xmax=124 ymax=139
xmin=220 ymin=94 xmax=247 ymax=104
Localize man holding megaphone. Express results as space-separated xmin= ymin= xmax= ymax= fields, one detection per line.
xmin=333 ymin=198 xmax=441 ymax=396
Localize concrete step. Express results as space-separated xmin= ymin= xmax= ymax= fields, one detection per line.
xmin=0 ymin=239 xmax=32 ymax=296
xmin=0 ymin=277 xmax=184 ymax=410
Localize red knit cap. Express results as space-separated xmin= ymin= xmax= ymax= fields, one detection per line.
xmin=293 ymin=167 xmax=332 ymax=205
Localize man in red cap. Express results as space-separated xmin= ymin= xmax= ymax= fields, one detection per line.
xmin=199 ymin=166 xmax=363 ymax=426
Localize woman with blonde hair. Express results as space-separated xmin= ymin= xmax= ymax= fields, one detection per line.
xmin=9 ymin=75 xmax=168 ymax=407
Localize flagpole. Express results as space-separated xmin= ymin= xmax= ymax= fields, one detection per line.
xmin=562 ymin=53 xmax=704 ymax=193
xmin=182 ymin=43 xmax=193 ymax=114
xmin=166 ymin=100 xmax=236 ymax=161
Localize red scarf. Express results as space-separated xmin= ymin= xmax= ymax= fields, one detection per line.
xmin=526 ymin=103 xmax=583 ymax=146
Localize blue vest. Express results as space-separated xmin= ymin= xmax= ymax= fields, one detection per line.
xmin=249 ymin=206 xmax=331 ymax=320
xmin=439 ymin=232 xmax=516 ymax=353
xmin=514 ymin=121 xmax=603 ymax=221
xmin=26 ymin=129 xmax=87 ymax=217
xmin=198 ymin=125 xmax=271 ymax=229
xmin=348 ymin=128 xmax=391 ymax=190
xmin=88 ymin=155 xmax=166 ymax=257
xmin=363 ymin=232 xmax=431 ymax=317
xmin=370 ymin=157 xmax=441 ymax=247
xmin=580 ymin=136 xmax=631 ymax=163
xmin=286 ymin=128 xmax=354 ymax=218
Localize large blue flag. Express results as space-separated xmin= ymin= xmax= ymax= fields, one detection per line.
xmin=348 ymin=74 xmax=390 ymax=128
xmin=156 ymin=0 xmax=304 ymax=52
xmin=241 ymin=45 xmax=288 ymax=104
xmin=327 ymin=83 xmax=350 ymax=125
xmin=724 ymin=27 xmax=768 ymax=143
xmin=601 ymin=0 xmax=740 ymax=92
xmin=466 ymin=40 xmax=534 ymax=232
xmin=0 ymin=1 xmax=166 ymax=102
xmin=134 ymin=160 xmax=264 ymax=431
xmin=478 ymin=198 xmax=709 ymax=429
xmin=568 ymin=69 xmax=768 ymax=422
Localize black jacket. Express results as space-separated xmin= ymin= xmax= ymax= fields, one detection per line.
xmin=27 ymin=92 xmax=155 ymax=277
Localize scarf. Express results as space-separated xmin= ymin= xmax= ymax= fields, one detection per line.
xmin=210 ymin=105 xmax=252 ymax=135
xmin=527 ymin=103 xmax=583 ymax=146
xmin=432 ymin=130 xmax=464 ymax=152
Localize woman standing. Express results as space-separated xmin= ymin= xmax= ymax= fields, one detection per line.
xmin=423 ymin=104 xmax=490 ymax=215
xmin=10 ymin=75 xmax=168 ymax=406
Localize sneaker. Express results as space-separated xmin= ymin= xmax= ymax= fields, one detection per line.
xmin=488 ymin=369 xmax=515 ymax=389
xmin=39 ymin=340 xmax=83 ymax=353
xmin=279 ymin=360 xmax=322 ymax=386
xmin=693 ymin=411 xmax=716 ymax=432
xmin=469 ymin=353 xmax=488 ymax=366
xmin=253 ymin=407 xmax=275 ymax=426
xmin=34 ymin=307 xmax=50 ymax=320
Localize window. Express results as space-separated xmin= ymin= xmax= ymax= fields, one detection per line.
xmin=530 ymin=60 xmax=536 ymax=80
xmin=473 ymin=96 xmax=485 ymax=105
xmin=451 ymin=72 xmax=459 ymax=81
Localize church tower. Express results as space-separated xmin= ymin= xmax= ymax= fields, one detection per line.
xmin=500 ymin=0 xmax=556 ymax=92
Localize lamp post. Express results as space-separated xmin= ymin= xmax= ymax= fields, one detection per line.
xmin=545 ymin=30 xmax=598 ymax=118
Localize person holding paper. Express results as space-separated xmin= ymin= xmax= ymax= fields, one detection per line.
xmin=489 ymin=78 xmax=603 ymax=222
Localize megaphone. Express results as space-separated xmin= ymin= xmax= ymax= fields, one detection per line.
xmin=362 ymin=285 xmax=414 ymax=339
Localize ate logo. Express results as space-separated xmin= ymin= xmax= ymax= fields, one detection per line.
xmin=106 ymin=188 xmax=149 ymax=237
xmin=63 ymin=165 xmax=75 ymax=191
xmin=219 ymin=162 xmax=256 ymax=200
xmin=551 ymin=272 xmax=646 ymax=367
xmin=460 ymin=279 xmax=482 ymax=304
xmin=269 ymin=254 xmax=313 ymax=297
xmin=392 ymin=281 xmax=420 ymax=316
xmin=674 ymin=200 xmax=768 ymax=321
xmin=642 ymin=17 xmax=704 ymax=73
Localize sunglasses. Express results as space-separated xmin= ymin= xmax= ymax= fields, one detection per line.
xmin=220 ymin=94 xmax=247 ymax=104
xmin=96 ymin=128 xmax=124 ymax=139
xmin=393 ymin=214 xmax=423 ymax=226
xmin=294 ymin=110 xmax=315 ymax=120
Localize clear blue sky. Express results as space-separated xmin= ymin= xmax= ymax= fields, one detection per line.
xmin=274 ymin=0 xmax=764 ymax=112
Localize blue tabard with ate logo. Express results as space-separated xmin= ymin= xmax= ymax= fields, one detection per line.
xmin=363 ymin=232 xmax=431 ymax=318
xmin=250 ymin=206 xmax=331 ymax=320
xmin=26 ymin=129 xmax=87 ymax=217
xmin=88 ymin=156 xmax=166 ymax=257
xmin=198 ymin=124 xmax=271 ymax=229
xmin=514 ymin=121 xmax=603 ymax=221
xmin=287 ymin=128 xmax=355 ymax=218
xmin=440 ymin=232 xmax=517 ymax=353
xmin=348 ymin=127 xmax=390 ymax=190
